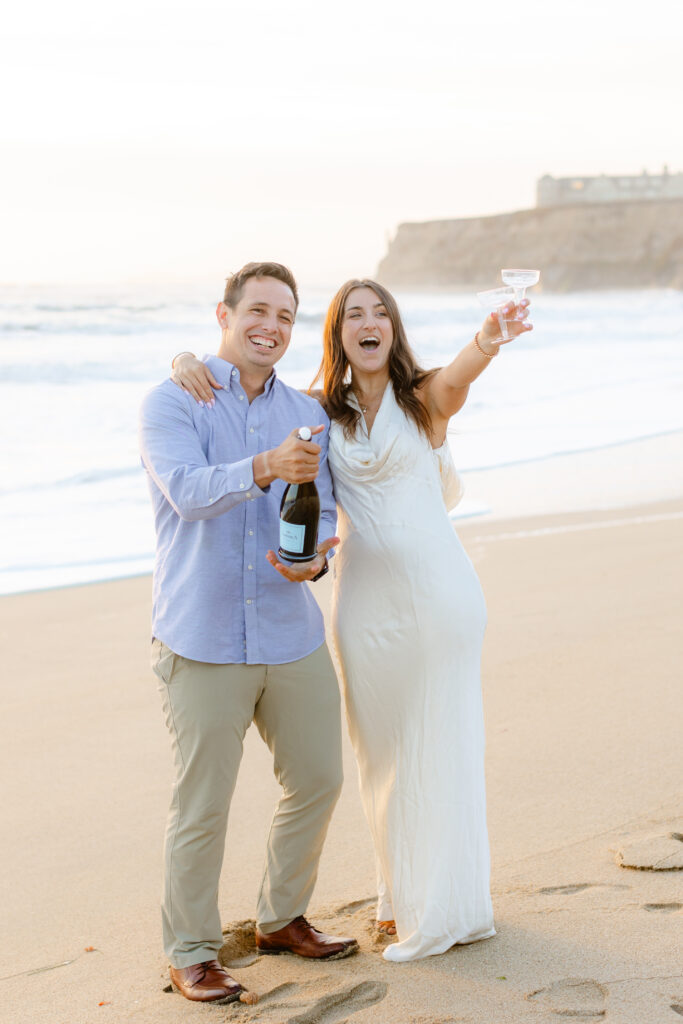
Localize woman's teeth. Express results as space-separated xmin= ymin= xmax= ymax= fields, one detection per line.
xmin=360 ymin=337 xmax=379 ymax=349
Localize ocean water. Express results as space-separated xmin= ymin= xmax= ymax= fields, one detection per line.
xmin=1 ymin=283 xmax=681 ymax=595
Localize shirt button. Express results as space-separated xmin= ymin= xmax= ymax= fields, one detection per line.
xmin=238 ymin=395 xmax=244 ymax=401
xmin=248 ymin=564 xmax=253 ymax=570
xmin=231 ymin=370 xmax=237 ymax=376
xmin=246 ymin=492 xmax=252 ymax=498
xmin=249 ymin=427 xmax=255 ymax=433
xmin=239 ymin=483 xmax=245 ymax=489
xmin=248 ymin=530 xmax=254 ymax=536
xmin=246 ymin=599 xmax=252 ymax=605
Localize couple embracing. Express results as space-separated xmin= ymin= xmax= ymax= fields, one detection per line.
xmin=139 ymin=261 xmax=532 ymax=1003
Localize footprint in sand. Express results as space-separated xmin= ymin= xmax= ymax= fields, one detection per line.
xmin=671 ymin=1004 xmax=683 ymax=1017
xmin=236 ymin=977 xmax=337 ymax=1021
xmin=537 ymin=883 xmax=629 ymax=896
xmin=538 ymin=884 xmax=596 ymax=895
xmin=406 ymin=1016 xmax=468 ymax=1024
xmin=643 ymin=902 xmax=682 ymax=913
xmin=285 ymin=980 xmax=388 ymax=1024
xmin=258 ymin=980 xmax=301 ymax=1003
xmin=331 ymin=897 xmax=376 ymax=915
xmin=616 ymin=832 xmax=683 ymax=871
xmin=527 ymin=978 xmax=607 ymax=1019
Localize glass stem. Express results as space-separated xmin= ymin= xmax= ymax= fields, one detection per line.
xmin=496 ymin=311 xmax=510 ymax=340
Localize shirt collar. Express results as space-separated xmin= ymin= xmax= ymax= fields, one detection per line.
xmin=203 ymin=355 xmax=278 ymax=396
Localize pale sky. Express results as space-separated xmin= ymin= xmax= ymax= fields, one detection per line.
xmin=2 ymin=0 xmax=681 ymax=287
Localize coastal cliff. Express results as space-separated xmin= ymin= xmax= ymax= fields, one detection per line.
xmin=376 ymin=199 xmax=683 ymax=291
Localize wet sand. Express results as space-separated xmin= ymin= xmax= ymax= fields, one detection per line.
xmin=1 ymin=500 xmax=681 ymax=1024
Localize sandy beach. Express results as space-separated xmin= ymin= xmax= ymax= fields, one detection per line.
xmin=1 ymin=496 xmax=682 ymax=1024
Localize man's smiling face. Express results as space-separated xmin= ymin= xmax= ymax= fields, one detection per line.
xmin=216 ymin=276 xmax=296 ymax=374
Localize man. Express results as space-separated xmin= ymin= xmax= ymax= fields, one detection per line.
xmin=139 ymin=262 xmax=356 ymax=1005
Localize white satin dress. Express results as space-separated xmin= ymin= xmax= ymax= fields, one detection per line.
xmin=329 ymin=384 xmax=495 ymax=962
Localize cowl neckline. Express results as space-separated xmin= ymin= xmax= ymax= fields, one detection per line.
xmin=344 ymin=382 xmax=449 ymax=453
xmin=330 ymin=382 xmax=400 ymax=484
xmin=330 ymin=382 xmax=463 ymax=510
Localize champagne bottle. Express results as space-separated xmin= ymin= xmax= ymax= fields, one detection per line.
xmin=278 ymin=427 xmax=321 ymax=562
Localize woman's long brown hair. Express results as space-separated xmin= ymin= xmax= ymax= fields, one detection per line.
xmin=311 ymin=279 xmax=435 ymax=438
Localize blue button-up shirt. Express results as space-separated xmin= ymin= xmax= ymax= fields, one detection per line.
xmin=139 ymin=356 xmax=337 ymax=665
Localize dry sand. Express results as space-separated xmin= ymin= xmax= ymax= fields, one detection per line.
xmin=1 ymin=500 xmax=682 ymax=1024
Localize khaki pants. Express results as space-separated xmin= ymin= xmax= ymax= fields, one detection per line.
xmin=152 ymin=639 xmax=343 ymax=968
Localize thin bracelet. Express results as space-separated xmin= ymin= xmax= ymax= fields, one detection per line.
xmin=474 ymin=332 xmax=496 ymax=360
xmin=171 ymin=351 xmax=194 ymax=369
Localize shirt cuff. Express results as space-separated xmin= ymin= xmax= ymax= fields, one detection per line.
xmin=208 ymin=458 xmax=267 ymax=506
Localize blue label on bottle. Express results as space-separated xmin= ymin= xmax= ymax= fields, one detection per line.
xmin=280 ymin=520 xmax=306 ymax=554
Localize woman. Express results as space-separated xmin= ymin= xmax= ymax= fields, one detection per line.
xmin=171 ymin=281 xmax=532 ymax=961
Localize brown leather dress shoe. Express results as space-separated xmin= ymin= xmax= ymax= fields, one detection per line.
xmin=255 ymin=916 xmax=359 ymax=960
xmin=169 ymin=959 xmax=243 ymax=1003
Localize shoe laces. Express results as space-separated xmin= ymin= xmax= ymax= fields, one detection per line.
xmin=195 ymin=960 xmax=219 ymax=981
xmin=292 ymin=915 xmax=320 ymax=935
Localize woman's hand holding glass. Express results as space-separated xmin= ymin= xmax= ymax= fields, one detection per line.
xmin=477 ymin=296 xmax=533 ymax=355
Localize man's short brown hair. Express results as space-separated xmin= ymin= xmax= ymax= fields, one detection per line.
xmin=223 ymin=262 xmax=299 ymax=312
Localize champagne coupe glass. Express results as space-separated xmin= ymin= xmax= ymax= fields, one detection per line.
xmin=501 ymin=268 xmax=540 ymax=304
xmin=476 ymin=286 xmax=516 ymax=341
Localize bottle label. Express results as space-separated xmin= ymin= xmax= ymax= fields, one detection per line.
xmin=279 ymin=520 xmax=306 ymax=555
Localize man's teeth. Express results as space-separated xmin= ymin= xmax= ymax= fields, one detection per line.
xmin=251 ymin=336 xmax=275 ymax=349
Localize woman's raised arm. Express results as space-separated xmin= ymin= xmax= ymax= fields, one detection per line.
xmin=425 ymin=299 xmax=533 ymax=427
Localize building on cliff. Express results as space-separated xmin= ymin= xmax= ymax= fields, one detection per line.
xmin=537 ymin=167 xmax=683 ymax=207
